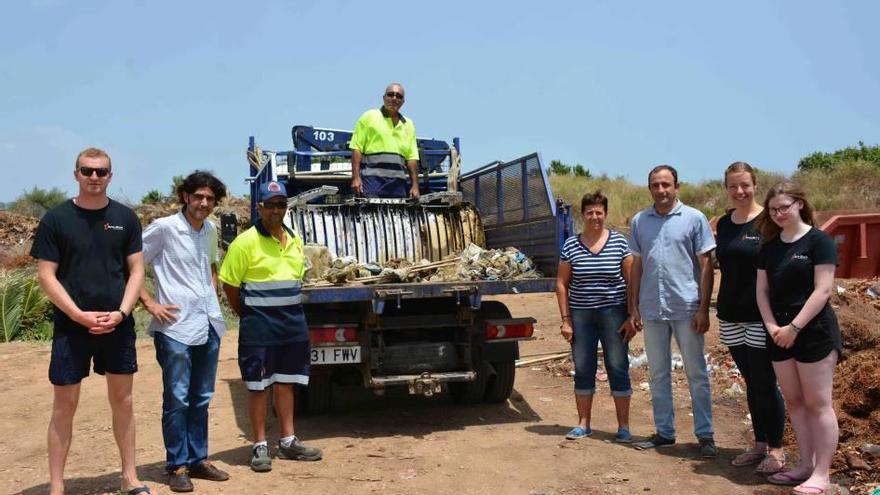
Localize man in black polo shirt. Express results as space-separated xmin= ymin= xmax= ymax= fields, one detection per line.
xmin=31 ymin=148 xmax=149 ymax=495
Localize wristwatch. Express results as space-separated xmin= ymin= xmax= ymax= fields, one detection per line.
xmin=117 ymin=309 xmax=128 ymax=320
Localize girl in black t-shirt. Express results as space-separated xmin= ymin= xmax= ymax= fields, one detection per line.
xmin=755 ymin=181 xmax=841 ymax=492
xmin=716 ymin=162 xmax=785 ymax=474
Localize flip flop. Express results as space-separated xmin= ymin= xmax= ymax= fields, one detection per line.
xmin=731 ymin=450 xmax=765 ymax=466
xmin=791 ymin=485 xmax=825 ymax=495
xmin=768 ymin=471 xmax=809 ymax=486
xmin=127 ymin=486 xmax=151 ymax=495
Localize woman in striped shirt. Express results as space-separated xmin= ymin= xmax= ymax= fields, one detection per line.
xmin=716 ymin=162 xmax=785 ymax=473
xmin=556 ymin=191 xmax=636 ymax=442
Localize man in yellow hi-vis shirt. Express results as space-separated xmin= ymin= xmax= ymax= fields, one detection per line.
xmin=219 ymin=181 xmax=322 ymax=473
xmin=350 ymin=82 xmax=420 ymax=199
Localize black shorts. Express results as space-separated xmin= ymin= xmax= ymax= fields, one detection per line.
xmin=768 ymin=304 xmax=843 ymax=363
xmin=49 ymin=324 xmax=138 ymax=385
xmin=238 ymin=340 xmax=310 ymax=391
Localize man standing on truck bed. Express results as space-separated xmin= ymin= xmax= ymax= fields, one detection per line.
xmin=628 ymin=165 xmax=718 ymax=458
xmin=350 ymin=82 xmax=421 ymax=199
xmin=140 ymin=171 xmax=230 ymax=492
xmin=31 ymin=147 xmax=149 ymax=495
xmin=219 ymin=181 xmax=322 ymax=473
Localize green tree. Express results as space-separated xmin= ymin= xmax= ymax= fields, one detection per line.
xmin=141 ymin=189 xmax=163 ymax=205
xmin=549 ymin=159 xmax=571 ymax=176
xmin=798 ymin=141 xmax=880 ymax=171
xmin=169 ymin=175 xmax=185 ymax=199
xmin=11 ymin=187 xmax=67 ymax=218
xmin=573 ymin=163 xmax=591 ymax=178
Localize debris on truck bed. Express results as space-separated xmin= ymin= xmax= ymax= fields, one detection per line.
xmin=304 ymin=242 xmax=541 ymax=286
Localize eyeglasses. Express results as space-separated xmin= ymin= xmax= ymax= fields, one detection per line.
xmin=385 ymin=91 xmax=404 ymax=99
xmin=260 ymin=201 xmax=288 ymax=210
xmin=769 ymin=202 xmax=797 ymax=215
xmin=78 ymin=166 xmax=110 ymax=178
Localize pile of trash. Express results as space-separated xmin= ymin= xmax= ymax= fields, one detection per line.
xmin=304 ymin=242 xmax=541 ymax=285
xmin=0 ymin=210 xmax=39 ymax=248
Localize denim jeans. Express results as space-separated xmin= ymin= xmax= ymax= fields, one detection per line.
xmin=642 ymin=319 xmax=713 ymax=439
xmin=570 ymin=305 xmax=632 ymax=396
xmin=154 ymin=326 xmax=221 ymax=471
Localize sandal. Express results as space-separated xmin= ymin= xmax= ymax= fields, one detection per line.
xmin=755 ymin=453 xmax=786 ymax=474
xmin=731 ymin=450 xmax=765 ymax=467
xmin=768 ymin=471 xmax=809 ymax=486
xmin=127 ymin=486 xmax=151 ymax=495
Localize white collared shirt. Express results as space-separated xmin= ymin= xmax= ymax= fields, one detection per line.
xmin=142 ymin=211 xmax=227 ymax=345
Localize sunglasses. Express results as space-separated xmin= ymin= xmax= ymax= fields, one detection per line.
xmin=261 ymin=201 xmax=288 ymax=210
xmin=78 ymin=166 xmax=110 ymax=178
xmin=385 ymin=91 xmax=404 ymax=99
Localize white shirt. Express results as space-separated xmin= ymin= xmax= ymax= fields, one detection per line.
xmin=142 ymin=211 xmax=226 ymax=345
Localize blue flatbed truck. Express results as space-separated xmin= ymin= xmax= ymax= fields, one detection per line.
xmin=229 ymin=125 xmax=572 ymax=413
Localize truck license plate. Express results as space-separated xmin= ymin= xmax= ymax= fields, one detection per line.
xmin=311 ymin=346 xmax=362 ymax=364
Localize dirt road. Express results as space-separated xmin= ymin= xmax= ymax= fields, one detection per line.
xmin=0 ymin=293 xmax=798 ymax=494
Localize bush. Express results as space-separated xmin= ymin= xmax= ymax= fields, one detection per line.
xmin=0 ymin=269 xmax=52 ymax=342
xmin=573 ymin=164 xmax=591 ymax=178
xmin=11 ymin=187 xmax=67 ymax=218
xmin=798 ymin=141 xmax=880 ymax=171
xmin=141 ymin=190 xmax=164 ymax=205
xmin=548 ymin=160 xmax=571 ymax=176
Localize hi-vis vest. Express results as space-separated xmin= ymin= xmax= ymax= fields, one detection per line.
xmin=350 ymin=107 xmax=418 ymax=182
xmin=218 ymin=220 xmax=308 ymax=345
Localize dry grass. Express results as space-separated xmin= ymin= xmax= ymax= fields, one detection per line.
xmin=550 ymin=161 xmax=878 ymax=232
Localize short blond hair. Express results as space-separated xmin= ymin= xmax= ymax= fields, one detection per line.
xmin=75 ymin=147 xmax=112 ymax=170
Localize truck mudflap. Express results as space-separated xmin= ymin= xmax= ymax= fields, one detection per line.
xmin=369 ymin=371 xmax=476 ymax=397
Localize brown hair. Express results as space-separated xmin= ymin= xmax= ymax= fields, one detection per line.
xmin=75 ymin=147 xmax=112 ymax=170
xmin=723 ymin=161 xmax=756 ymax=187
xmin=756 ymin=180 xmax=815 ymax=243
xmin=580 ymin=190 xmax=608 ymax=213
xmin=177 ymin=170 xmax=227 ymax=204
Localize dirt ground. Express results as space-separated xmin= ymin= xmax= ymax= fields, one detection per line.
xmin=0 ymin=291 xmax=874 ymax=495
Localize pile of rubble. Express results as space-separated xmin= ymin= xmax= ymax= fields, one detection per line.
xmin=0 ymin=211 xmax=39 ymax=248
xmin=304 ymin=243 xmax=541 ymax=285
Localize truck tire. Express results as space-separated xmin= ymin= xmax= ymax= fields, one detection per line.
xmin=449 ymin=360 xmax=489 ymax=404
xmin=305 ymin=372 xmax=332 ymax=414
xmin=484 ymin=359 xmax=516 ymax=403
xmin=478 ymin=301 xmax=516 ymax=403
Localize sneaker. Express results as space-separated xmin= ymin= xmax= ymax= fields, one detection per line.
xmin=699 ymin=437 xmax=719 ymax=458
xmin=189 ymin=460 xmax=229 ymax=481
xmin=565 ymin=426 xmax=592 ymax=440
xmin=250 ymin=444 xmax=272 ymax=472
xmin=277 ymin=438 xmax=323 ymax=461
xmin=614 ymin=427 xmax=633 ymax=443
xmin=167 ymin=466 xmax=194 ymax=492
xmin=633 ymin=433 xmax=675 ymax=450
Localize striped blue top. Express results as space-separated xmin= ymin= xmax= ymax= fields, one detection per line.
xmin=560 ymin=230 xmax=631 ymax=309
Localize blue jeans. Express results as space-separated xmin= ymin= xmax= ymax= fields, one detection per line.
xmin=570 ymin=305 xmax=632 ymax=396
xmin=643 ymin=319 xmax=713 ymax=439
xmin=154 ymin=326 xmax=221 ymax=471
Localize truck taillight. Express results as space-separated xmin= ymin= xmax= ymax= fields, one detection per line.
xmin=310 ymin=326 xmax=358 ymax=343
xmin=485 ymin=322 xmax=533 ymax=340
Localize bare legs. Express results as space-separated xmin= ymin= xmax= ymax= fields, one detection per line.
xmin=573 ymin=393 xmax=630 ymax=431
xmin=772 ymin=351 xmax=838 ymax=489
xmin=248 ymin=384 xmax=297 ymax=442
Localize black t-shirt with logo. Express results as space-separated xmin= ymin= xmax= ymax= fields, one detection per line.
xmin=30 ymin=199 xmax=142 ymax=333
xmin=715 ymin=213 xmax=762 ymax=322
xmin=756 ymin=227 xmax=838 ymax=310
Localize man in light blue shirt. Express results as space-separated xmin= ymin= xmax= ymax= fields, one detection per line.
xmin=628 ymin=165 xmax=718 ymax=458
xmin=140 ymin=171 xmax=230 ymax=492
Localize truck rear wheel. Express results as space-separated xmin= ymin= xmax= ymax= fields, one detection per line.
xmin=484 ymin=359 xmax=516 ymax=403
xmin=304 ymin=371 xmax=332 ymax=414
xmin=449 ymin=361 xmax=489 ymax=404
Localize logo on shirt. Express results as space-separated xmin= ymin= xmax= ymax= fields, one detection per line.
xmin=104 ymin=223 xmax=124 ymax=231
xmin=791 ymin=253 xmax=809 ymax=261
xmin=741 ymin=234 xmax=761 ymax=241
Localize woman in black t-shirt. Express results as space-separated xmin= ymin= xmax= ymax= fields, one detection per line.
xmin=755 ymin=181 xmax=841 ymax=492
xmin=716 ymin=162 xmax=785 ymax=473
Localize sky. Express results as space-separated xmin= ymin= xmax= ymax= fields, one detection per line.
xmin=2 ymin=0 xmax=879 ymax=204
